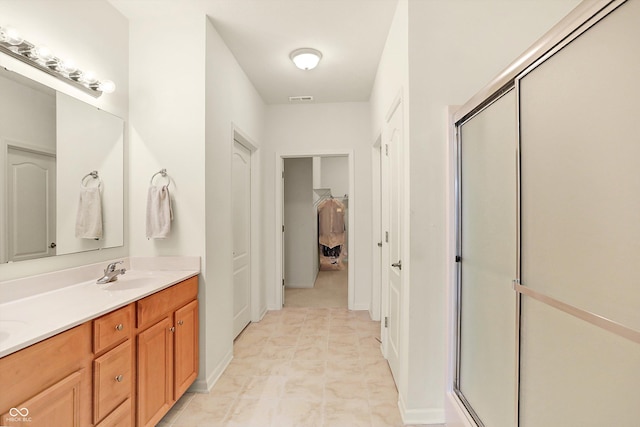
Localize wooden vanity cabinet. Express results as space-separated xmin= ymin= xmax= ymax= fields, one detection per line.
xmin=0 ymin=323 xmax=93 ymax=427
xmin=92 ymin=304 xmax=135 ymax=426
xmin=136 ymin=277 xmax=198 ymax=427
xmin=0 ymin=276 xmax=198 ymax=427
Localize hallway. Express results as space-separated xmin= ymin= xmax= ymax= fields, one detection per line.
xmin=157 ymin=307 xmax=419 ymax=426
xmin=285 ymin=266 xmax=348 ymax=308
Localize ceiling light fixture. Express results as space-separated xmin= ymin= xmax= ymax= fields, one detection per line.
xmin=290 ymin=48 xmax=322 ymax=71
xmin=0 ymin=25 xmax=115 ymax=97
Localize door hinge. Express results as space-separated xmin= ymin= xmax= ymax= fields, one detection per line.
xmin=385 ymin=144 xmax=389 ymax=156
xmin=455 ymin=255 xmax=461 ymax=262
xmin=377 ymin=242 xmax=383 ymax=247
xmin=282 ymin=225 xmax=285 ymax=232
xmin=384 ymin=317 xmax=389 ymax=328
xmin=385 ymin=231 xmax=389 ymax=243
xmin=282 ymin=278 xmax=285 ymax=286
xmin=282 ymin=171 xmax=284 ymax=178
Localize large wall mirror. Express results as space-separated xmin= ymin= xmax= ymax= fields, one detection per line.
xmin=0 ymin=66 xmax=124 ymax=263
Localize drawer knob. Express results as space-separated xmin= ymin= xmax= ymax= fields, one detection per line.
xmin=170 ymin=326 xmax=175 ymax=333
xmin=115 ymin=323 xmax=124 ymax=331
xmin=178 ymin=320 xmax=184 ymax=326
xmin=115 ymin=375 xmax=124 ymax=382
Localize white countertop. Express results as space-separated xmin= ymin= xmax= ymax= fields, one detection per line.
xmin=0 ymin=257 xmax=199 ymax=358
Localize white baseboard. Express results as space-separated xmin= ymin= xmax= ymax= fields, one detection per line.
xmin=188 ymin=348 xmax=233 ymax=393
xmin=351 ymin=302 xmax=371 ymax=311
xmin=284 ymin=282 xmax=314 ymax=289
xmin=398 ymin=394 xmax=446 ymax=425
xmin=257 ymin=305 xmax=268 ymax=321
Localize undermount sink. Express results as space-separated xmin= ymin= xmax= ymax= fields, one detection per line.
xmin=98 ymin=271 xmax=175 ymax=292
xmin=102 ymin=277 xmax=157 ymax=291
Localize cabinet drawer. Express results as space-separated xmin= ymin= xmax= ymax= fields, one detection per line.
xmin=137 ymin=277 xmax=198 ymax=329
xmin=94 ymin=340 xmax=132 ymax=424
xmin=95 ymin=398 xmax=132 ymax=427
xmin=94 ymin=304 xmax=133 ymax=354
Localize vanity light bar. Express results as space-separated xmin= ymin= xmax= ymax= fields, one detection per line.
xmin=0 ymin=25 xmax=115 ymax=97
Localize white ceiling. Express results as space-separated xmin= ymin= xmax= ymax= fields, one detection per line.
xmin=109 ymin=0 xmax=399 ymax=104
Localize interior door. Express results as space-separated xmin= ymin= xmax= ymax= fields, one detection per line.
xmin=384 ymin=102 xmax=403 ymax=384
xmin=7 ymin=147 xmax=56 ymax=261
xmin=232 ymin=141 xmax=252 ymax=338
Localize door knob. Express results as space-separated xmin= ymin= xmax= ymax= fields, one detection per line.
xmin=50 ymin=242 xmax=57 ymax=248
xmin=391 ymin=260 xmax=402 ymax=270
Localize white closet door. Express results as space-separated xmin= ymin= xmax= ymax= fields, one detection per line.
xmin=232 ymin=141 xmax=251 ymax=338
xmin=457 ymin=89 xmax=517 ymax=427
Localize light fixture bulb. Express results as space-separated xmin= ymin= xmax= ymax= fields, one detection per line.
xmin=80 ymin=70 xmax=97 ymax=84
xmin=2 ymin=27 xmax=23 ymax=46
xmin=0 ymin=25 xmax=115 ymax=97
xmin=59 ymin=58 xmax=77 ymax=74
xmin=98 ymin=80 xmax=115 ymax=93
xmin=290 ymin=48 xmax=322 ymax=71
xmin=34 ymin=45 xmax=54 ymax=62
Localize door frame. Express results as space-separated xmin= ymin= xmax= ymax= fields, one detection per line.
xmin=274 ymin=149 xmax=355 ymax=310
xmin=370 ymin=136 xmax=383 ymax=322
xmin=231 ymin=124 xmax=263 ymax=322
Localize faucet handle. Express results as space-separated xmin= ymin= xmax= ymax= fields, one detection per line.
xmin=105 ymin=260 xmax=124 ymax=272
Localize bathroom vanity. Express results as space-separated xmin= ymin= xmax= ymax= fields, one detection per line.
xmin=0 ymin=258 xmax=199 ymax=427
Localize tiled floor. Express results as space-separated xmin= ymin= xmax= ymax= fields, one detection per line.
xmin=284 ymin=267 xmax=348 ymax=308
xmin=157 ymin=307 xmax=414 ymax=426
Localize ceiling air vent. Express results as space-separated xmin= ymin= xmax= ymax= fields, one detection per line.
xmin=288 ymin=95 xmax=314 ymax=102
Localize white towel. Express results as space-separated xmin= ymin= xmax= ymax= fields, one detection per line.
xmin=146 ymin=185 xmax=173 ymax=239
xmin=75 ymin=186 xmax=103 ymax=239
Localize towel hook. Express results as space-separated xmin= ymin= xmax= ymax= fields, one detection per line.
xmin=81 ymin=170 xmax=103 ymax=189
xmin=150 ymin=168 xmax=170 ymax=188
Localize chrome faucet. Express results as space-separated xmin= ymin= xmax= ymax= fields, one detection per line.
xmin=97 ymin=261 xmax=126 ymax=284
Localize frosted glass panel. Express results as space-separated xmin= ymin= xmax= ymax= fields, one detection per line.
xmin=519 ymin=0 xmax=640 ymax=330
xmin=458 ymin=90 xmax=517 ymax=427
xmin=520 ymin=297 xmax=640 ymax=426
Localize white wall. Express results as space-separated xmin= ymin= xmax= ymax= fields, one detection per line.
xmin=284 ymin=158 xmax=316 ymax=288
xmin=0 ymin=0 xmax=128 ymax=281
xmin=369 ymin=0 xmax=582 ymax=422
xmin=264 ymin=103 xmax=371 ymax=310
xmin=320 ymin=156 xmax=349 ymax=198
xmin=122 ymin=7 xmax=267 ymax=391
xmin=204 ymin=17 xmax=266 ymax=389
xmin=406 ymin=0 xmax=582 ymax=422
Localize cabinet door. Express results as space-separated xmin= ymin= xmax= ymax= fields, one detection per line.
xmin=137 ymin=317 xmax=173 ymax=427
xmin=94 ymin=340 xmax=131 ymax=423
xmin=174 ymin=300 xmax=198 ymax=399
xmin=1 ymin=371 xmax=82 ymax=426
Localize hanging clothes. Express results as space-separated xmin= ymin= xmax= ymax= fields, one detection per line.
xmin=317 ymin=198 xmax=346 ymax=248
xmin=317 ymin=198 xmax=346 ymax=270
